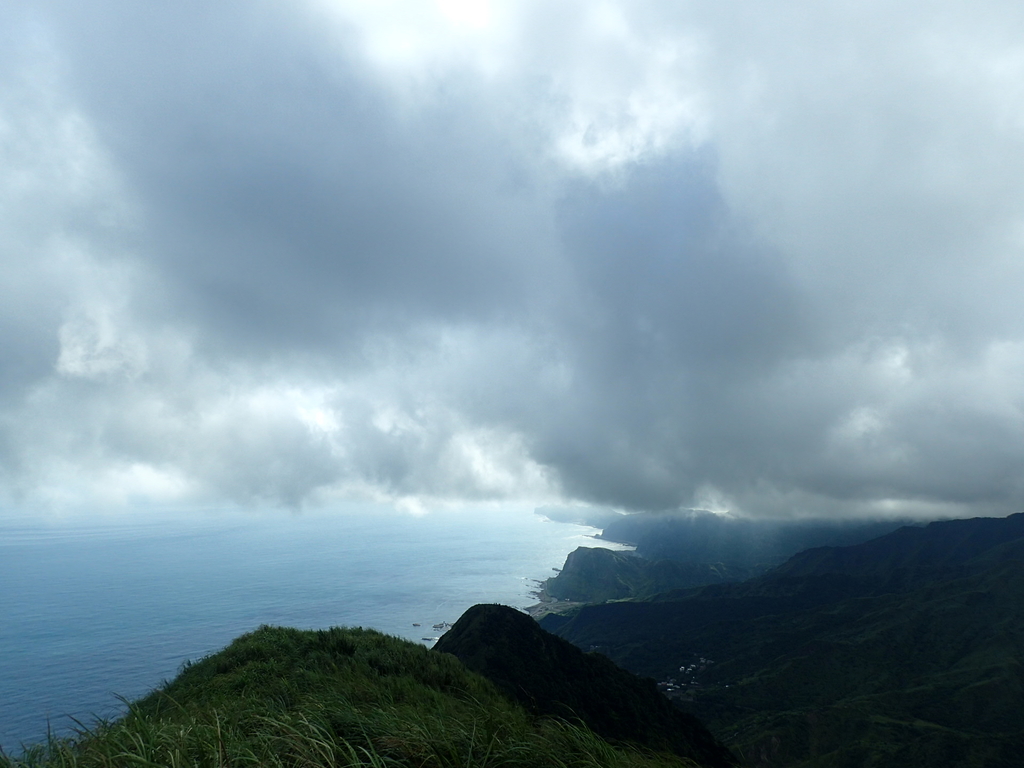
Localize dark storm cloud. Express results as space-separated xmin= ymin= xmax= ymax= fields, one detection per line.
xmin=45 ymin=1 xmax=562 ymax=358
xmin=513 ymin=157 xmax=807 ymax=510
xmin=3 ymin=0 xmax=1024 ymax=518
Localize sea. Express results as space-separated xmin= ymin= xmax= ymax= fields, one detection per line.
xmin=0 ymin=506 xmax=612 ymax=754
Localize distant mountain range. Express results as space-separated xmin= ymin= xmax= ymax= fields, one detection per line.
xmin=539 ymin=513 xmax=1024 ymax=767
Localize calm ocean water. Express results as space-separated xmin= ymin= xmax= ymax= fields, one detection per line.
xmin=0 ymin=507 xmax=607 ymax=753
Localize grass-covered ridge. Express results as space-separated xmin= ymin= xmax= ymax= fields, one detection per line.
xmin=2 ymin=625 xmax=701 ymax=768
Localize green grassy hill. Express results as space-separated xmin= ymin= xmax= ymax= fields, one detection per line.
xmin=2 ymin=625 xmax=707 ymax=768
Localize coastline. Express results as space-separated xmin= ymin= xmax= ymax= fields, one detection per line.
xmin=522 ymin=527 xmax=636 ymax=620
xmin=523 ymin=576 xmax=586 ymax=620
xmin=1 ymin=510 xmax=594 ymax=752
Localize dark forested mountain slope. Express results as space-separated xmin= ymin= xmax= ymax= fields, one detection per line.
xmin=545 ymin=547 xmax=762 ymax=603
xmin=772 ymin=511 xmax=1024 ymax=583
xmin=542 ymin=514 xmax=1024 ymax=767
xmin=678 ymin=561 xmax=1024 ymax=766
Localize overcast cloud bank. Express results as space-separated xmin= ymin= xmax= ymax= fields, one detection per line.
xmin=3 ymin=1 xmax=1024 ymax=520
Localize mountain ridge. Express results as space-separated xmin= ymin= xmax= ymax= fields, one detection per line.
xmin=3 ymin=624 xmax=713 ymax=768
xmin=435 ymin=603 xmax=737 ymax=768
xmin=539 ymin=512 xmax=1024 ymax=767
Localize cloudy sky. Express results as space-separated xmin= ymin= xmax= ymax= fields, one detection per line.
xmin=3 ymin=0 xmax=1024 ymax=521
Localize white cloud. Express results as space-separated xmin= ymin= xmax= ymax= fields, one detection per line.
xmin=306 ymin=0 xmax=709 ymax=173
xmin=56 ymin=306 xmax=147 ymax=380
xmin=4 ymin=0 xmax=1024 ymax=520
